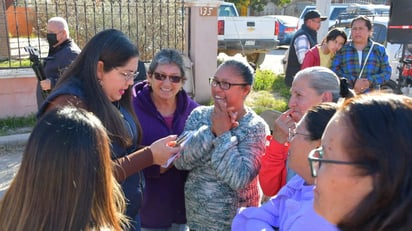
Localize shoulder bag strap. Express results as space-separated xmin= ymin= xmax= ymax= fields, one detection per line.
xmin=358 ymin=43 xmax=375 ymax=79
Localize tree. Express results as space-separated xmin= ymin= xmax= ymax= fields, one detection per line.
xmin=226 ymin=0 xmax=291 ymax=13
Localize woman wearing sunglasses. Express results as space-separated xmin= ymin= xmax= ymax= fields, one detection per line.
xmin=174 ymin=60 xmax=270 ymax=231
xmin=132 ymin=49 xmax=199 ymax=231
xmin=289 ymin=93 xmax=412 ymax=231
xmin=232 ymin=102 xmax=338 ymax=230
xmin=37 ymin=29 xmax=181 ymax=231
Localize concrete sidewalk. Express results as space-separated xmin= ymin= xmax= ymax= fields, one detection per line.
xmin=0 ymin=133 xmax=30 ymax=150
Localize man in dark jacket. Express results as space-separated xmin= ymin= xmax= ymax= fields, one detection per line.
xmin=37 ymin=17 xmax=81 ymax=108
xmin=285 ymin=10 xmax=326 ymax=87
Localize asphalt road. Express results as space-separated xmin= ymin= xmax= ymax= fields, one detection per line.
xmin=218 ymin=47 xmax=288 ymax=75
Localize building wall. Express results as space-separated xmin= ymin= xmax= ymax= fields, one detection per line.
xmin=0 ymin=69 xmax=37 ymax=118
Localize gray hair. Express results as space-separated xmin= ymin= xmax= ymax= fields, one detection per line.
xmin=48 ymin=17 xmax=70 ymax=37
xmin=294 ymin=66 xmax=341 ymax=102
xmin=148 ymin=48 xmax=186 ymax=82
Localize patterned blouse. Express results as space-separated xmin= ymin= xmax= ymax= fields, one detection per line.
xmin=174 ymin=105 xmax=269 ymax=231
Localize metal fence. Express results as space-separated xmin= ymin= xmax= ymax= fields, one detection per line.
xmin=0 ymin=0 xmax=187 ymax=68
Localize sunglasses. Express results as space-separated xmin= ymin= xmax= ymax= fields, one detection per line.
xmin=152 ymin=72 xmax=182 ymax=83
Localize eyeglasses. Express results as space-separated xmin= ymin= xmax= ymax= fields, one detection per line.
xmin=209 ymin=77 xmax=248 ymax=90
xmin=288 ymin=127 xmax=311 ymax=141
xmin=308 ymin=147 xmax=362 ymax=177
xmin=152 ymin=72 xmax=182 ymax=83
xmin=115 ymin=68 xmax=139 ymax=82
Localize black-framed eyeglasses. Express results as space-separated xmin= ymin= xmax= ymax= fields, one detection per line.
xmin=308 ymin=147 xmax=362 ymax=177
xmin=115 ymin=68 xmax=139 ymax=82
xmin=152 ymin=72 xmax=182 ymax=83
xmin=209 ymin=77 xmax=248 ymax=90
xmin=288 ymin=127 xmax=311 ymax=141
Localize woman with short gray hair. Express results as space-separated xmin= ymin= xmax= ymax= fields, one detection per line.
xmin=260 ymin=66 xmax=353 ymax=197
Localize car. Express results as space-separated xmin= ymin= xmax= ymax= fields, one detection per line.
xmin=298 ymin=4 xmax=348 ymax=29
xmin=263 ymin=15 xmax=299 ymax=46
xmin=335 ymin=4 xmax=390 ymax=25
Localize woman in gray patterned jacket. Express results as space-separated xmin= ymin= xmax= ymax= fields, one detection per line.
xmin=174 ymin=60 xmax=270 ymax=231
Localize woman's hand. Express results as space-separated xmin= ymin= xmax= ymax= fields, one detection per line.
xmin=150 ymin=135 xmax=181 ymax=166
xmin=273 ymin=109 xmax=295 ymax=144
xmin=354 ymin=78 xmax=370 ymax=94
xmin=211 ymin=99 xmax=238 ymax=136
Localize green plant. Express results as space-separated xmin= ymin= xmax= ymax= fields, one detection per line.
xmin=253 ymin=69 xmax=275 ymax=91
xmin=0 ymin=114 xmax=36 ymax=136
xmin=246 ymin=90 xmax=288 ymax=114
xmin=272 ymin=73 xmax=290 ymax=99
xmin=0 ymin=59 xmax=32 ymax=68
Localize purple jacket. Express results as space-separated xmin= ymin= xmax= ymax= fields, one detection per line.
xmin=231 ymin=175 xmax=314 ymax=230
xmin=132 ymin=81 xmax=199 ymax=228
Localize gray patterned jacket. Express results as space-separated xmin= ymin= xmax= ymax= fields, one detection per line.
xmin=174 ymin=105 xmax=270 ymax=231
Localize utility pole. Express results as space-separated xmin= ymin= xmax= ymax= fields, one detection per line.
xmin=316 ymin=0 xmax=331 ymax=43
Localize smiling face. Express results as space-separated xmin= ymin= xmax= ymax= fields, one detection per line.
xmin=97 ymin=57 xmax=138 ymax=102
xmin=148 ymin=63 xmax=183 ymax=103
xmin=313 ymin=113 xmax=373 ymax=224
xmin=211 ymin=65 xmax=250 ymax=112
xmin=288 ymin=77 xmax=324 ymax=122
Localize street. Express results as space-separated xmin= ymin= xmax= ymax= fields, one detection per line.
xmin=259 ymin=47 xmax=288 ymax=75
xmin=218 ymin=47 xmax=288 ymax=75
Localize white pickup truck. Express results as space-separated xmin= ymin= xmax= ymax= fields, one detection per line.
xmin=218 ymin=2 xmax=278 ymax=65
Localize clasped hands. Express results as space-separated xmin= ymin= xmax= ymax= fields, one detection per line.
xmin=354 ymin=78 xmax=370 ymax=94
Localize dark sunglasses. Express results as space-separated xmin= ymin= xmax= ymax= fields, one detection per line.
xmin=152 ymin=72 xmax=182 ymax=83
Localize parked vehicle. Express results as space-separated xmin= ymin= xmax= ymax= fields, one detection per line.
xmin=298 ymin=4 xmax=348 ymax=29
xmin=263 ymin=15 xmax=298 ymax=46
xmin=218 ymin=2 xmax=279 ymax=65
xmin=335 ymin=4 xmax=389 ymax=25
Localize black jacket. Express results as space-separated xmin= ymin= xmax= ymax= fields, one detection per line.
xmin=285 ymin=24 xmax=317 ymax=87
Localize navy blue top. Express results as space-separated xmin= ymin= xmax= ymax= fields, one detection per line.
xmin=37 ymin=77 xmax=145 ymax=224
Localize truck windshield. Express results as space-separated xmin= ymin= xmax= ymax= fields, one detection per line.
xmin=219 ymin=5 xmax=237 ymax=16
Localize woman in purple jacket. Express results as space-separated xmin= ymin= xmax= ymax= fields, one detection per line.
xmin=132 ymin=49 xmax=199 ymax=231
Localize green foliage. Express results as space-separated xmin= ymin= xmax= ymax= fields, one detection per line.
xmin=0 ymin=114 xmax=36 ymax=136
xmin=226 ymin=0 xmax=292 ymax=12
xmin=253 ymin=69 xmax=275 ymax=91
xmin=246 ymin=90 xmax=288 ymax=114
xmin=272 ymin=73 xmax=290 ymax=99
xmin=0 ymin=59 xmax=31 ymax=68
